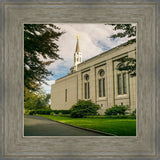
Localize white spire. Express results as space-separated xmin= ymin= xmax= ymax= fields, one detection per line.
xmin=73 ymin=35 xmax=82 ymax=71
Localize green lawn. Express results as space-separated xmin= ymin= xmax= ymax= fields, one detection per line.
xmin=40 ymin=115 xmax=136 ymax=136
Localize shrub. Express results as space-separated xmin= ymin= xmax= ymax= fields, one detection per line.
xmin=58 ymin=112 xmax=63 ymax=116
xmin=51 ymin=110 xmax=71 ymax=114
xmin=50 ymin=112 xmax=56 ymax=116
xmin=131 ymin=109 xmax=136 ymax=116
xmin=105 ymin=105 xmax=129 ymax=115
xmin=28 ymin=108 xmax=52 ymax=115
xmin=70 ymin=100 xmax=100 ymax=118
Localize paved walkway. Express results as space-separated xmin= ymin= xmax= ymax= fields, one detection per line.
xmin=24 ymin=115 xmax=105 ymax=136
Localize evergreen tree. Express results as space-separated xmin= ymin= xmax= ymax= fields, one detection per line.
xmin=24 ymin=24 xmax=64 ymax=90
xmin=108 ymin=24 xmax=136 ymax=77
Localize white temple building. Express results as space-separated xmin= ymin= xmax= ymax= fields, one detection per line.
xmin=51 ymin=36 xmax=136 ymax=114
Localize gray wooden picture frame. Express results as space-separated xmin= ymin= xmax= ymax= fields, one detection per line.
xmin=1 ymin=1 xmax=159 ymax=159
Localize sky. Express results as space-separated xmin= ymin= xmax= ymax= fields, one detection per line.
xmin=41 ymin=24 xmax=134 ymax=93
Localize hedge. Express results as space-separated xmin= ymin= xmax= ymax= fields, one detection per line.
xmin=86 ymin=115 xmax=136 ymax=119
xmin=51 ymin=110 xmax=71 ymax=114
xmin=28 ymin=109 xmax=71 ymax=115
xmin=28 ymin=109 xmax=52 ymax=115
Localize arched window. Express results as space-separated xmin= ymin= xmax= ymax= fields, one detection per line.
xmin=116 ymin=64 xmax=127 ymax=95
xmin=84 ymin=74 xmax=90 ymax=99
xmin=98 ymin=69 xmax=105 ymax=97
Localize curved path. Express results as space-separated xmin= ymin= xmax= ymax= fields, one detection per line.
xmin=24 ymin=115 xmax=105 ymax=136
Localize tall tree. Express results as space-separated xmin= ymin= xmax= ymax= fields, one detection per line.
xmin=24 ymin=87 xmax=51 ymax=110
xmin=24 ymin=24 xmax=64 ymax=91
xmin=110 ymin=24 xmax=136 ymax=40
xmin=108 ymin=24 xmax=136 ymax=77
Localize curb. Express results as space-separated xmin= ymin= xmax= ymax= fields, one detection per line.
xmin=39 ymin=115 xmax=116 ymax=136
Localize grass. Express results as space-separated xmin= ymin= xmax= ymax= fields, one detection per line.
xmin=40 ymin=115 xmax=136 ymax=136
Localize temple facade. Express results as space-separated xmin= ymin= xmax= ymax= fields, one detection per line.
xmin=51 ymin=36 xmax=136 ymax=114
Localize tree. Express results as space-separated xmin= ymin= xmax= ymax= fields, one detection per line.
xmin=24 ymin=87 xmax=51 ymax=110
xmin=110 ymin=24 xmax=136 ymax=40
xmin=116 ymin=56 xmax=136 ymax=77
xmin=24 ymin=24 xmax=64 ymax=91
xmin=108 ymin=24 xmax=136 ymax=77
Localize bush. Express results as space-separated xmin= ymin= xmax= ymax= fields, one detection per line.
xmin=105 ymin=105 xmax=129 ymax=115
xmin=51 ymin=110 xmax=71 ymax=114
xmin=50 ymin=112 xmax=56 ymax=116
xmin=28 ymin=108 xmax=52 ymax=115
xmin=28 ymin=109 xmax=71 ymax=116
xmin=131 ymin=109 xmax=136 ymax=116
xmin=70 ymin=100 xmax=100 ymax=118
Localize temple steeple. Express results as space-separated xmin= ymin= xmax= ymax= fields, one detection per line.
xmin=75 ymin=35 xmax=80 ymax=52
xmin=73 ymin=35 xmax=82 ymax=71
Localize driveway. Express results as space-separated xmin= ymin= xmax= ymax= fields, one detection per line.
xmin=24 ymin=115 xmax=105 ymax=136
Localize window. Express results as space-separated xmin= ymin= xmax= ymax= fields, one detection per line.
xmin=84 ymin=82 xmax=90 ymax=99
xmin=84 ymin=74 xmax=90 ymax=99
xmin=99 ymin=79 xmax=102 ymax=97
xmin=85 ymin=74 xmax=89 ymax=81
xmin=100 ymin=70 xmax=105 ymax=76
xmin=65 ymin=89 xmax=67 ymax=102
xmin=98 ymin=69 xmax=105 ymax=97
xmin=88 ymin=82 xmax=90 ymax=99
xmin=117 ymin=73 xmax=127 ymax=95
xmin=103 ymin=78 xmax=105 ymax=96
xmin=85 ymin=83 xmax=87 ymax=99
xmin=117 ymin=74 xmax=122 ymax=94
xmin=123 ymin=73 xmax=127 ymax=94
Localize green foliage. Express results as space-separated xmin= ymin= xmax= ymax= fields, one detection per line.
xmin=131 ymin=109 xmax=136 ymax=116
xmin=51 ymin=110 xmax=71 ymax=114
xmin=86 ymin=115 xmax=136 ymax=119
xmin=116 ymin=57 xmax=136 ymax=77
xmin=107 ymin=24 xmax=136 ymax=77
xmin=50 ymin=112 xmax=56 ymax=116
xmin=70 ymin=100 xmax=100 ymax=118
xmin=24 ymin=24 xmax=64 ymax=91
xmin=109 ymin=24 xmax=136 ymax=39
xmin=105 ymin=105 xmax=129 ymax=115
xmin=28 ymin=108 xmax=52 ymax=115
xmin=24 ymin=108 xmax=30 ymax=115
xmin=24 ymin=87 xmax=51 ymax=110
xmin=41 ymin=115 xmax=136 ymax=136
